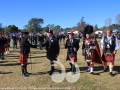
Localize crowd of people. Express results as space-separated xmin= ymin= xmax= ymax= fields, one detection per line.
xmin=0 ymin=25 xmax=119 ymax=77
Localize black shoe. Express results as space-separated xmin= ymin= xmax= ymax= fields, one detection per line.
xmin=25 ymin=72 xmax=29 ymax=75
xmin=109 ymin=72 xmax=114 ymax=77
xmin=103 ymin=69 xmax=108 ymax=72
xmin=22 ymin=74 xmax=29 ymax=77
xmin=49 ymin=71 xmax=53 ymax=75
xmin=1 ymin=57 xmax=4 ymax=60
xmin=49 ymin=69 xmax=54 ymax=75
xmin=90 ymin=72 xmax=94 ymax=74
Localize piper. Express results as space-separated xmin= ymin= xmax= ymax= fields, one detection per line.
xmin=82 ymin=25 xmax=104 ymax=74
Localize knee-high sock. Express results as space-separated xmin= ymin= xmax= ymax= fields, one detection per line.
xmin=50 ymin=61 xmax=54 ymax=71
xmin=90 ymin=63 xmax=94 ymax=72
xmin=24 ymin=64 xmax=27 ymax=73
xmin=71 ymin=63 xmax=75 ymax=72
xmin=69 ymin=62 xmax=72 ymax=69
xmin=109 ymin=64 xmax=114 ymax=72
xmin=1 ymin=53 xmax=4 ymax=59
xmin=21 ymin=64 xmax=25 ymax=75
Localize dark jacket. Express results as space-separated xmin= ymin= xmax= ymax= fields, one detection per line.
xmin=20 ymin=38 xmax=36 ymax=54
xmin=0 ymin=37 xmax=6 ymax=47
xmin=38 ymin=35 xmax=44 ymax=43
xmin=42 ymin=35 xmax=60 ymax=60
xmin=65 ymin=38 xmax=79 ymax=56
xmin=103 ymin=35 xmax=116 ymax=53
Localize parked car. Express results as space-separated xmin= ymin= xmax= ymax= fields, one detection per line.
xmin=112 ymin=29 xmax=120 ymax=33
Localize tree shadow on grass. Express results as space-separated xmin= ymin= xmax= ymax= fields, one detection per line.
xmin=32 ymin=69 xmax=63 ymax=75
xmin=0 ymin=71 xmax=13 ymax=74
xmin=0 ymin=62 xmax=42 ymax=66
xmin=31 ymin=56 xmax=46 ymax=59
xmin=79 ymin=65 xmax=120 ymax=76
xmin=112 ymin=66 xmax=120 ymax=76
xmin=0 ymin=60 xmax=9 ymax=63
xmin=31 ymin=51 xmax=46 ymax=54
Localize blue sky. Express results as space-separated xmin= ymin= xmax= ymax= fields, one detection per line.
xmin=0 ymin=0 xmax=120 ymax=29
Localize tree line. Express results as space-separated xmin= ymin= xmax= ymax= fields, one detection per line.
xmin=0 ymin=13 xmax=120 ymax=34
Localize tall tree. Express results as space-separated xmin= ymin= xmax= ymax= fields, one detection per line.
xmin=105 ymin=18 xmax=112 ymax=27
xmin=26 ymin=18 xmax=44 ymax=33
xmin=116 ymin=13 xmax=120 ymax=25
xmin=77 ymin=17 xmax=86 ymax=31
xmin=4 ymin=25 xmax=18 ymax=34
xmin=94 ymin=24 xmax=98 ymax=31
xmin=54 ymin=25 xmax=61 ymax=34
xmin=46 ymin=24 xmax=55 ymax=30
xmin=0 ymin=23 xmax=2 ymax=32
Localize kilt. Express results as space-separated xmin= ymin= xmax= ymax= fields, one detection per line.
xmin=19 ymin=54 xmax=28 ymax=64
xmin=0 ymin=46 xmax=5 ymax=53
xmin=66 ymin=54 xmax=77 ymax=62
xmin=5 ymin=44 xmax=10 ymax=48
xmin=102 ymin=53 xmax=115 ymax=62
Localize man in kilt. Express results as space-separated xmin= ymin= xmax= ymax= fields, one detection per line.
xmin=65 ymin=33 xmax=79 ymax=74
xmin=82 ymin=25 xmax=104 ymax=74
xmin=42 ymin=29 xmax=60 ymax=75
xmin=5 ymin=34 xmax=10 ymax=54
xmin=0 ymin=32 xmax=6 ymax=60
xmin=19 ymin=31 xmax=37 ymax=77
xmin=100 ymin=29 xmax=119 ymax=76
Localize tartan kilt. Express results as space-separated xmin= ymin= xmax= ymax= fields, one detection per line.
xmin=102 ymin=53 xmax=115 ymax=62
xmin=19 ymin=54 xmax=28 ymax=64
xmin=66 ymin=54 xmax=77 ymax=62
xmin=0 ymin=46 xmax=5 ymax=53
xmin=5 ymin=44 xmax=9 ymax=48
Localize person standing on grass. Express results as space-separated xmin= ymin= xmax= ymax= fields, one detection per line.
xmin=0 ymin=32 xmax=6 ymax=60
xmin=100 ymin=29 xmax=119 ymax=76
xmin=65 ymin=33 xmax=79 ymax=74
xmin=82 ymin=25 xmax=104 ymax=74
xmin=5 ymin=34 xmax=10 ymax=54
xmin=42 ymin=29 xmax=60 ymax=75
xmin=38 ymin=33 xmax=44 ymax=50
xmin=19 ymin=31 xmax=37 ymax=77
xmin=18 ymin=34 xmax=23 ymax=49
xmin=12 ymin=34 xmax=18 ymax=49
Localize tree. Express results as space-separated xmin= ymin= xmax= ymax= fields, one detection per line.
xmin=54 ymin=25 xmax=61 ymax=34
xmin=4 ymin=25 xmax=18 ymax=34
xmin=76 ymin=17 xmax=86 ymax=31
xmin=46 ymin=24 xmax=55 ymax=30
xmin=109 ymin=24 xmax=120 ymax=30
xmin=105 ymin=18 xmax=112 ymax=27
xmin=42 ymin=26 xmax=49 ymax=33
xmin=27 ymin=18 xmax=44 ymax=33
xmin=116 ymin=13 xmax=120 ymax=25
xmin=94 ymin=24 xmax=98 ymax=31
xmin=0 ymin=23 xmax=2 ymax=32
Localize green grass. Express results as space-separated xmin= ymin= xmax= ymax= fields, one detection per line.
xmin=0 ymin=40 xmax=120 ymax=90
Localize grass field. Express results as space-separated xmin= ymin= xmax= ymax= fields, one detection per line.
xmin=0 ymin=39 xmax=120 ymax=90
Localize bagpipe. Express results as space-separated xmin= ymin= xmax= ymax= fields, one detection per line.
xmin=84 ymin=46 xmax=96 ymax=63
